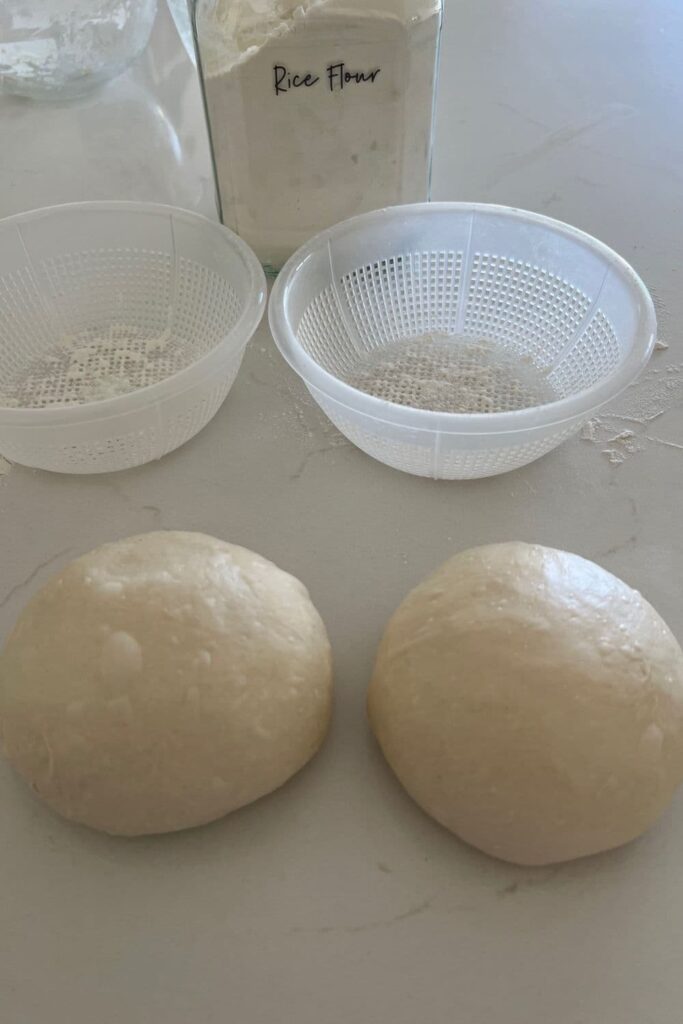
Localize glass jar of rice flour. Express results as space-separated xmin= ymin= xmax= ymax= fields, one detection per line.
xmin=194 ymin=0 xmax=443 ymax=272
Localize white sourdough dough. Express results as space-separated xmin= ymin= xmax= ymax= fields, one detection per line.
xmin=368 ymin=542 xmax=683 ymax=865
xmin=0 ymin=532 xmax=332 ymax=835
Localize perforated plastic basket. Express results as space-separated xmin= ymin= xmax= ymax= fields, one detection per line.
xmin=0 ymin=202 xmax=266 ymax=473
xmin=269 ymin=203 xmax=656 ymax=479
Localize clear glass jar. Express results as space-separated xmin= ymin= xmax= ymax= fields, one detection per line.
xmin=0 ymin=0 xmax=158 ymax=101
xmin=194 ymin=0 xmax=442 ymax=273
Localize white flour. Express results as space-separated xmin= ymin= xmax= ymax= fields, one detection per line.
xmin=195 ymin=0 xmax=441 ymax=270
xmin=0 ymin=323 xmax=183 ymax=409
xmin=581 ymin=356 xmax=683 ymax=465
xmin=0 ymin=0 xmax=157 ymax=100
xmin=347 ymin=333 xmax=558 ymax=414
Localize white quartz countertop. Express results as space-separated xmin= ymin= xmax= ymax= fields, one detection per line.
xmin=2 ymin=2 xmax=683 ymax=1021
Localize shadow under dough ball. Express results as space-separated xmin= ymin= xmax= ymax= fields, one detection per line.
xmin=368 ymin=542 xmax=683 ymax=866
xmin=0 ymin=531 xmax=332 ymax=835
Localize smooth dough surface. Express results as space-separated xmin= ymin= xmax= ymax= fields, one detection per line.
xmin=0 ymin=531 xmax=332 ymax=835
xmin=368 ymin=542 xmax=683 ymax=865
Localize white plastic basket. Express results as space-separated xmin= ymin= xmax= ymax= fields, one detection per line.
xmin=0 ymin=202 xmax=266 ymax=473
xmin=269 ymin=203 xmax=656 ymax=479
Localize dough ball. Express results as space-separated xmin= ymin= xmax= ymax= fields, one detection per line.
xmin=0 ymin=532 xmax=332 ymax=835
xmin=368 ymin=542 xmax=683 ymax=866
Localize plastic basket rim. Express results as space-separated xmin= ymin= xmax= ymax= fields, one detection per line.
xmin=0 ymin=200 xmax=267 ymax=425
xmin=269 ymin=202 xmax=657 ymax=436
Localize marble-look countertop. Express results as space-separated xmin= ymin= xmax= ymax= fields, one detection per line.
xmin=2 ymin=2 xmax=683 ymax=1022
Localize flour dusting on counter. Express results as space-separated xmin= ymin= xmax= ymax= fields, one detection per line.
xmin=581 ymin=358 xmax=683 ymax=464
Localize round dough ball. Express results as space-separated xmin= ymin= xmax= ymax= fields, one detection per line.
xmin=0 ymin=532 xmax=332 ymax=835
xmin=368 ymin=542 xmax=683 ymax=866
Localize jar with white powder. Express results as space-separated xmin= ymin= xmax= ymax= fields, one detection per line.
xmin=193 ymin=0 xmax=443 ymax=272
xmin=0 ymin=0 xmax=158 ymax=100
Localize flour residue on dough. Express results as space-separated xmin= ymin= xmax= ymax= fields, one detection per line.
xmin=581 ymin=356 xmax=683 ymax=465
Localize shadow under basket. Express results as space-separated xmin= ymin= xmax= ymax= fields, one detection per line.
xmin=269 ymin=203 xmax=656 ymax=479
